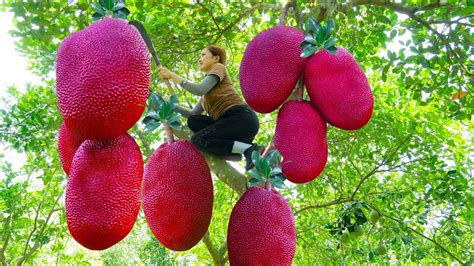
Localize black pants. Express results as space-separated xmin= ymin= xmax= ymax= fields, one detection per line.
xmin=188 ymin=105 xmax=259 ymax=156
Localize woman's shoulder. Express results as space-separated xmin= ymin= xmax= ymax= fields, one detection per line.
xmin=211 ymin=63 xmax=226 ymax=70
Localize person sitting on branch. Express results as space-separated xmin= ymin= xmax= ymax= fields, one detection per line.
xmin=158 ymin=45 xmax=264 ymax=170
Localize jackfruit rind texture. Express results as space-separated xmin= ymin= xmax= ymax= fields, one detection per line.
xmin=66 ymin=134 xmax=143 ymax=250
xmin=58 ymin=122 xmax=85 ymax=176
xmin=142 ymin=140 xmax=213 ymax=251
xmin=227 ymin=187 xmax=296 ymax=265
xmin=240 ymin=26 xmax=307 ymax=113
xmin=274 ymin=100 xmax=328 ymax=184
xmin=56 ymin=18 xmax=151 ymax=140
xmin=304 ymin=47 xmax=374 ymax=130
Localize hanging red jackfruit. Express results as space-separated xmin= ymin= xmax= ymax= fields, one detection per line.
xmin=66 ymin=134 xmax=143 ymax=250
xmin=304 ymin=47 xmax=373 ymax=130
xmin=274 ymin=100 xmax=328 ymax=183
xmin=56 ymin=18 xmax=150 ymax=140
xmin=142 ymin=140 xmax=213 ymax=251
xmin=240 ymin=26 xmax=307 ymax=113
xmin=227 ymin=187 xmax=296 ymax=265
xmin=58 ymin=122 xmax=85 ymax=176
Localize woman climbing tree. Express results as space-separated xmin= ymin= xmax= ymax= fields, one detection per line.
xmin=158 ymin=45 xmax=264 ymax=170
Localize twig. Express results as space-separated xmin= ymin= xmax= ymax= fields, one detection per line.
xmin=294 ymin=197 xmax=352 ymax=215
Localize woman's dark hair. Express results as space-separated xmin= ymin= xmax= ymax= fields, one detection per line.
xmin=206 ymin=45 xmax=227 ymax=64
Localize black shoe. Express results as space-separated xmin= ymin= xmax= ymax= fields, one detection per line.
xmin=244 ymin=144 xmax=265 ymax=171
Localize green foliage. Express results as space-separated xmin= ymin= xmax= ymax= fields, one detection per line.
xmin=1 ymin=0 xmax=472 ymax=265
xmin=248 ymin=150 xmax=286 ymax=189
xmin=300 ymin=18 xmax=338 ymax=57
xmin=143 ymin=93 xmax=181 ymax=132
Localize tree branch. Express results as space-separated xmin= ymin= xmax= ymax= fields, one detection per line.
xmin=371 ymin=205 xmax=464 ymax=264
xmin=202 ymin=231 xmax=225 ymax=266
xmin=350 ymin=136 xmax=411 ymax=200
xmin=17 ymin=193 xmax=62 ymax=266
xmin=173 ymin=128 xmax=247 ymax=195
xmin=294 ymin=197 xmax=352 ymax=215
xmin=212 ymin=3 xmax=281 ymax=44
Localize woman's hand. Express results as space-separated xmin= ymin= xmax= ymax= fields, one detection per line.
xmin=158 ymin=66 xmax=174 ymax=80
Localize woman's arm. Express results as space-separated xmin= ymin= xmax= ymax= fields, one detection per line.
xmin=179 ymin=75 xmax=219 ymax=96
xmin=174 ymin=101 xmax=204 ymax=118
xmin=158 ymin=66 xmax=219 ymax=96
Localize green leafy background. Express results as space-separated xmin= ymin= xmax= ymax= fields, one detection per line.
xmin=0 ymin=0 xmax=472 ymax=265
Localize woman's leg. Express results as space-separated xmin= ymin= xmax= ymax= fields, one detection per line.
xmin=190 ymin=106 xmax=259 ymax=157
xmin=187 ymin=114 xmax=215 ymax=133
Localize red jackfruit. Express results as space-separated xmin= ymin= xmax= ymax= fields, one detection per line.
xmin=227 ymin=187 xmax=296 ymax=265
xmin=304 ymin=47 xmax=373 ymax=130
xmin=66 ymin=134 xmax=143 ymax=250
xmin=58 ymin=122 xmax=85 ymax=175
xmin=240 ymin=26 xmax=308 ymax=113
xmin=56 ymin=18 xmax=150 ymax=140
xmin=274 ymin=100 xmax=328 ymax=183
xmin=142 ymin=140 xmax=213 ymax=251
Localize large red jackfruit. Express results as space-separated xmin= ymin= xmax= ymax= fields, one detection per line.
xmin=58 ymin=122 xmax=85 ymax=176
xmin=66 ymin=134 xmax=143 ymax=250
xmin=240 ymin=26 xmax=308 ymax=113
xmin=274 ymin=100 xmax=328 ymax=184
xmin=142 ymin=140 xmax=213 ymax=251
xmin=56 ymin=18 xmax=150 ymax=140
xmin=227 ymin=187 xmax=296 ymax=265
xmin=304 ymin=47 xmax=373 ymax=130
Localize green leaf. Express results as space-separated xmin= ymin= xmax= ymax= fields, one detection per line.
xmin=324 ymin=38 xmax=338 ymax=49
xmin=324 ymin=19 xmax=335 ymax=40
xmin=257 ymin=159 xmax=271 ymax=177
xmin=388 ymin=50 xmax=396 ymax=60
xmin=305 ymin=17 xmax=320 ymax=34
xmin=169 ymin=94 xmax=178 ymax=108
xmin=304 ymin=34 xmax=316 ymax=44
xmin=270 ymin=176 xmax=285 ymax=189
xmin=99 ymin=0 xmax=114 ymax=10
xmin=149 ymin=93 xmax=164 ymax=111
xmin=270 ymin=165 xmax=282 ymax=176
xmin=143 ymin=116 xmax=161 ymax=132
xmin=266 ymin=149 xmax=281 ymax=166
xmin=112 ymin=13 xmax=128 ymax=20
xmin=92 ymin=12 xmax=103 ymax=22
xmin=166 ymin=112 xmax=180 ymax=124
xmin=382 ymin=63 xmax=391 ymax=82
xmin=248 ymin=177 xmax=262 ymax=187
xmin=316 ymin=26 xmax=325 ymax=43
xmin=168 ymin=121 xmax=181 ymax=130
xmin=158 ymin=102 xmax=171 ymax=119
xmin=114 ymin=7 xmax=130 ymax=16
xmin=92 ymin=3 xmax=106 ymax=15
xmin=326 ymin=46 xmax=338 ymax=55
xmin=248 ymin=169 xmax=266 ymax=181
xmin=301 ymin=45 xmax=318 ymax=58
xmin=115 ymin=1 xmax=126 ymax=10
xmin=250 ymin=151 xmax=261 ymax=171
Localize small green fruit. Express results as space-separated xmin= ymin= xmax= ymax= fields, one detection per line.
xmin=351 ymin=225 xmax=364 ymax=237
xmin=341 ymin=231 xmax=350 ymax=243
xmin=369 ymin=210 xmax=380 ymax=224
xmin=375 ymin=244 xmax=387 ymax=255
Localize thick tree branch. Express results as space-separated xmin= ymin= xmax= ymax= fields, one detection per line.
xmin=173 ymin=128 xmax=247 ymax=195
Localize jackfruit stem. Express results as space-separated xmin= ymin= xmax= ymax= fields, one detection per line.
xmin=164 ymin=124 xmax=174 ymax=144
xmin=296 ymin=77 xmax=304 ymax=100
xmin=265 ymin=180 xmax=272 ymax=190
